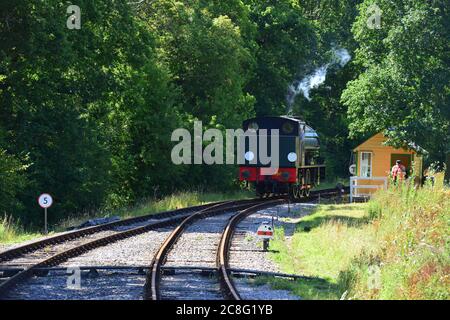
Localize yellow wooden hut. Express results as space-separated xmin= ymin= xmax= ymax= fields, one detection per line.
xmin=350 ymin=132 xmax=424 ymax=201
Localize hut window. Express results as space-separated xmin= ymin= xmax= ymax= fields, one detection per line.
xmin=360 ymin=152 xmax=372 ymax=177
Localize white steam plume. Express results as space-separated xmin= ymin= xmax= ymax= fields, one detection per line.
xmin=287 ymin=47 xmax=351 ymax=112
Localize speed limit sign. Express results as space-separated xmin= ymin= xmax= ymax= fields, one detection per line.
xmin=38 ymin=193 xmax=53 ymax=208
xmin=38 ymin=193 xmax=53 ymax=234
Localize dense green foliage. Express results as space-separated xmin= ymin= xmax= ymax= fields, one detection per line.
xmin=342 ymin=0 xmax=450 ymax=161
xmin=0 ymin=0 xmax=178 ymax=223
xmin=246 ymin=0 xmax=316 ymax=116
xmin=289 ymin=0 xmax=363 ymax=178
xmin=0 ymin=1 xmax=447 ymax=227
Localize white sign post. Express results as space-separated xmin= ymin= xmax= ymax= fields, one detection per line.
xmin=38 ymin=193 xmax=53 ymax=234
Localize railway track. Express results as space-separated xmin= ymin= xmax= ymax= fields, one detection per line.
xmin=0 ymin=187 xmax=345 ymax=266
xmin=0 ymin=199 xmax=259 ymax=299
xmin=217 ymin=202 xmax=281 ymax=300
xmin=0 ymin=187 xmax=347 ymax=300
xmin=0 ymin=201 xmax=226 ymax=264
xmin=144 ymin=187 xmax=347 ymax=300
xmin=144 ymin=199 xmax=285 ymax=300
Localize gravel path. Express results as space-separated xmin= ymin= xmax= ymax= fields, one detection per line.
xmin=0 ymin=221 xmax=141 ymax=256
xmin=165 ymin=212 xmax=236 ymax=268
xmin=160 ymin=270 xmax=222 ymax=300
xmin=0 ymin=244 xmax=11 ymax=253
xmin=229 ymin=203 xmax=316 ymax=272
xmin=1 ymin=230 xmax=118 ymax=268
xmin=3 ymin=269 xmax=147 ymax=300
xmin=60 ymin=227 xmax=173 ymax=267
xmin=0 ymin=214 xmax=189 ymax=269
xmin=0 ymin=232 xmax=73 ymax=255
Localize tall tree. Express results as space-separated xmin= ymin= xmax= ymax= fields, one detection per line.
xmin=288 ymin=0 xmax=363 ymax=177
xmin=245 ymin=0 xmax=316 ymax=116
xmin=0 ymin=1 xmax=177 ymax=222
xmin=141 ymin=0 xmax=256 ymax=128
xmin=342 ymin=0 xmax=450 ymax=162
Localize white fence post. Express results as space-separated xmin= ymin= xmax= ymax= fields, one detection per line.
xmin=350 ymin=176 xmax=355 ymax=203
xmin=349 ymin=177 xmax=388 ymax=203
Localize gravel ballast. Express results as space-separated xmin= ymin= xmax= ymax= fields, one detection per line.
xmin=228 ymin=203 xmax=317 ymax=300
xmin=2 ymin=202 xmax=318 ymax=300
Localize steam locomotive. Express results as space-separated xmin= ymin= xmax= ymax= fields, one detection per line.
xmin=238 ymin=116 xmax=325 ymax=198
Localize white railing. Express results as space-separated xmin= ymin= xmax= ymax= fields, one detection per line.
xmin=350 ymin=176 xmax=388 ymax=202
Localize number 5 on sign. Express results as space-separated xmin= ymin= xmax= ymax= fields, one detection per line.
xmin=38 ymin=193 xmax=53 ymax=208
xmin=38 ymin=193 xmax=53 ymax=234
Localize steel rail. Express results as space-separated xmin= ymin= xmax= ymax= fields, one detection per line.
xmin=0 ymin=201 xmax=229 ymax=264
xmin=0 ymin=200 xmax=257 ymax=298
xmin=0 ymin=265 xmax=320 ymax=282
xmin=0 ymin=186 xmax=346 ymax=264
xmin=0 ymin=187 xmax=348 ymax=299
xmin=143 ymin=199 xmax=267 ymax=300
xmin=217 ymin=200 xmax=285 ymax=300
xmin=217 ymin=187 xmax=350 ymax=300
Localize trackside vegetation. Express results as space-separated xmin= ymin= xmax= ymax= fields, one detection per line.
xmin=0 ymin=190 xmax=252 ymax=244
xmin=267 ymin=184 xmax=449 ymax=300
xmin=1 ymin=1 xmax=448 ymax=230
xmin=342 ymin=184 xmax=449 ymax=299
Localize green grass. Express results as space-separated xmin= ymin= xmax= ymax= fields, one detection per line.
xmin=340 ymin=184 xmax=450 ymax=300
xmin=0 ymin=190 xmax=253 ymax=245
xmin=0 ymin=216 xmax=42 ymax=244
xmin=313 ymin=178 xmax=348 ymax=191
xmin=267 ymin=202 xmax=375 ymax=299
xmin=265 ymin=183 xmax=449 ymax=300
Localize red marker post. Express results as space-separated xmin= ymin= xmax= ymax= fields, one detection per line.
xmin=256 ymin=222 xmax=274 ymax=251
xmin=38 ymin=193 xmax=53 ymax=234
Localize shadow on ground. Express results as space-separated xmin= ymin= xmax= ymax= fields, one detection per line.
xmin=249 ymin=274 xmax=343 ymax=300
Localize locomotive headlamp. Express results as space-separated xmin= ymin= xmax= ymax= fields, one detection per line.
xmin=244 ymin=151 xmax=255 ymax=161
xmin=287 ymin=152 xmax=297 ymax=162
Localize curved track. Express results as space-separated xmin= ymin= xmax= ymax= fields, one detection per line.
xmin=0 ymin=202 xmax=224 ymax=264
xmin=216 ymin=202 xmax=280 ymax=299
xmin=0 ymin=200 xmax=258 ymax=298
xmin=0 ymin=187 xmax=347 ymax=299
xmin=144 ymin=199 xmax=285 ymax=300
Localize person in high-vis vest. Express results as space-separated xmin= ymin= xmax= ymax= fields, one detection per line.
xmin=391 ymin=160 xmax=406 ymax=183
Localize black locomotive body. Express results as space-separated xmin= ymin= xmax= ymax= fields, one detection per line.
xmin=238 ymin=116 xmax=325 ymax=198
